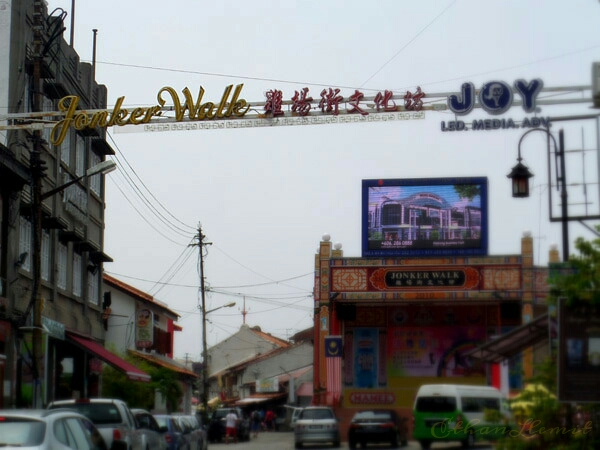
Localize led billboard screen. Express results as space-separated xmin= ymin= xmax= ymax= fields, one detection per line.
xmin=362 ymin=177 xmax=488 ymax=257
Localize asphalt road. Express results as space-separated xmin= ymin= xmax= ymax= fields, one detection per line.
xmin=207 ymin=430 xmax=496 ymax=450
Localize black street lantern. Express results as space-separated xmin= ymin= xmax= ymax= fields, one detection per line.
xmin=508 ymin=127 xmax=570 ymax=262
xmin=507 ymin=160 xmax=534 ymax=198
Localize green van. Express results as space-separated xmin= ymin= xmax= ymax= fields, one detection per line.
xmin=412 ymin=384 xmax=513 ymax=449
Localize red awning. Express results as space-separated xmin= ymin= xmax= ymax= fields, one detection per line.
xmin=67 ymin=333 xmax=151 ymax=382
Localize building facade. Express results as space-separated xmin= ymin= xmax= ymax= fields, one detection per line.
xmin=0 ymin=0 xmax=118 ymax=407
xmin=207 ymin=324 xmax=290 ymax=404
xmin=103 ymin=274 xmax=198 ymax=414
xmin=312 ymin=233 xmax=553 ymax=424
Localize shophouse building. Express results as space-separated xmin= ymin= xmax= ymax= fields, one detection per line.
xmin=0 ymin=0 xmax=128 ymax=407
xmin=207 ymin=324 xmax=290 ymax=405
xmin=313 ymin=232 xmax=554 ymax=428
xmin=103 ymin=274 xmax=198 ymax=414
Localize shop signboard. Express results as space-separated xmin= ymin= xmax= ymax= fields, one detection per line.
xmin=256 ymin=377 xmax=279 ymax=393
xmin=557 ymin=299 xmax=600 ymax=402
xmin=135 ymin=308 xmax=154 ymax=348
xmin=362 ymin=177 xmax=488 ymax=257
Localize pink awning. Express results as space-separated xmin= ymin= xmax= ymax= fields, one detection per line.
xmin=67 ymin=333 xmax=151 ymax=382
xmin=296 ymin=382 xmax=313 ymax=397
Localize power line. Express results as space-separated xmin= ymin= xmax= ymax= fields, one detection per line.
xmin=149 ymin=241 xmax=197 ymax=296
xmin=109 ymin=175 xmax=189 ymax=246
xmin=107 ymin=132 xmax=196 ymax=235
xmin=360 ymin=0 xmax=458 ymax=88
xmin=55 ymin=42 xmax=600 ymax=108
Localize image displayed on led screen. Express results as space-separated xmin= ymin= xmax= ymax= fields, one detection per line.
xmin=362 ymin=177 xmax=488 ymax=257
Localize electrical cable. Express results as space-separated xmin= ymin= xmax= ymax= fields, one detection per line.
xmin=109 ymin=174 xmax=190 ymax=246
xmin=76 ymin=43 xmax=599 ymax=98
xmin=107 ymin=133 xmax=196 ymax=236
xmin=360 ymin=0 xmax=458 ymax=88
xmin=150 ymin=243 xmax=197 ymax=297
xmin=211 ymin=245 xmax=312 ymax=291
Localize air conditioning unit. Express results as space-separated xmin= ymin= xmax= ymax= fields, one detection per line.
xmin=593 ymin=62 xmax=600 ymax=108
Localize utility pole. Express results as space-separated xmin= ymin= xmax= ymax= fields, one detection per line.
xmin=24 ymin=0 xmax=47 ymax=408
xmin=195 ymin=225 xmax=211 ymax=417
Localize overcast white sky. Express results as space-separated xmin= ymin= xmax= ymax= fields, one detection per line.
xmin=46 ymin=0 xmax=600 ymax=361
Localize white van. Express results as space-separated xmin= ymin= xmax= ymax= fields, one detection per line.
xmin=412 ymin=384 xmax=513 ymax=449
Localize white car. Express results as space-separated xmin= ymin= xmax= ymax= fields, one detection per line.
xmin=48 ymin=398 xmax=141 ymax=450
xmin=0 ymin=408 xmax=126 ymax=449
xmin=290 ymin=407 xmax=303 ymax=429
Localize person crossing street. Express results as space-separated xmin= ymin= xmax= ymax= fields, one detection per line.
xmin=225 ymin=409 xmax=238 ymax=444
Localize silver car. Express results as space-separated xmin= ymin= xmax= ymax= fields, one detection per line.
xmin=173 ymin=414 xmax=207 ymax=450
xmin=0 ymin=408 xmax=126 ymax=449
xmin=294 ymin=406 xmax=341 ymax=448
xmin=131 ymin=408 xmax=168 ymax=450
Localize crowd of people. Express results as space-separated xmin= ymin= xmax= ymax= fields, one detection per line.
xmin=224 ymin=407 xmax=279 ymax=444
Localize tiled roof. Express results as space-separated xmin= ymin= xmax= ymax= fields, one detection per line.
xmin=249 ymin=327 xmax=290 ymax=348
xmin=129 ymin=349 xmax=198 ymax=378
xmin=103 ymin=274 xmax=180 ymax=319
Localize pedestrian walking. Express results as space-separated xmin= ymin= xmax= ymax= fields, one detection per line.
xmin=265 ymin=409 xmax=275 ymax=431
xmin=251 ymin=409 xmax=261 ymax=438
xmin=225 ymin=409 xmax=238 ymax=444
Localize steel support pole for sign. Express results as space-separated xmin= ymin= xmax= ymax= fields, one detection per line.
xmin=558 ymin=129 xmax=569 ymax=261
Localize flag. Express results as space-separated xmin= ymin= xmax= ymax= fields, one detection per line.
xmin=325 ymin=335 xmax=342 ymax=405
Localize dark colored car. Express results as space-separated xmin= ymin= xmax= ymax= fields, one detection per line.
xmin=348 ymin=409 xmax=408 ymax=449
xmin=153 ymin=415 xmax=186 ymax=450
xmin=207 ymin=407 xmax=250 ymax=443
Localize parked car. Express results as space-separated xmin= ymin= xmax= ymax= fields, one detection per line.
xmin=413 ymin=384 xmax=513 ymax=449
xmin=154 ymin=414 xmax=187 ymax=450
xmin=207 ymin=407 xmax=250 ymax=443
xmin=131 ymin=408 xmax=168 ymax=450
xmin=290 ymin=407 xmax=303 ymax=429
xmin=294 ymin=406 xmax=340 ymax=448
xmin=173 ymin=414 xmax=206 ymax=450
xmin=48 ymin=398 xmax=140 ymax=450
xmin=348 ymin=409 xmax=408 ymax=449
xmin=0 ymin=408 xmax=126 ymax=450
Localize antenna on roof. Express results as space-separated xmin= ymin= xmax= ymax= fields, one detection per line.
xmin=241 ymin=296 xmax=248 ymax=324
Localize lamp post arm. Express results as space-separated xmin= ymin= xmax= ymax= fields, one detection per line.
xmin=204 ymin=302 xmax=236 ymax=316
xmin=515 ymin=126 xmax=569 ymax=261
xmin=40 ymin=174 xmax=84 ymax=201
xmin=40 ymin=160 xmax=116 ymax=201
xmin=517 ymin=127 xmax=559 ymax=163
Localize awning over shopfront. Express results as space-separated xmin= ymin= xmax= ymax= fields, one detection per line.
xmin=235 ymin=393 xmax=287 ymax=406
xmin=277 ymin=366 xmax=312 ymax=383
xmin=464 ymin=313 xmax=549 ymax=364
xmin=66 ymin=333 xmax=151 ymax=382
xmin=129 ymin=349 xmax=198 ymax=378
xmin=296 ymin=382 xmax=313 ymax=397
xmin=207 ymin=396 xmax=221 ymax=408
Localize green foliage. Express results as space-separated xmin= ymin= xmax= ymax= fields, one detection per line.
xmin=453 ymin=185 xmax=481 ymax=201
xmin=548 ymin=227 xmax=600 ymax=307
xmin=495 ymin=229 xmax=600 ymax=449
xmin=101 ymin=356 xmax=155 ymax=410
xmin=151 ymin=366 xmax=183 ymax=413
xmin=100 ymin=352 xmax=183 ymax=413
